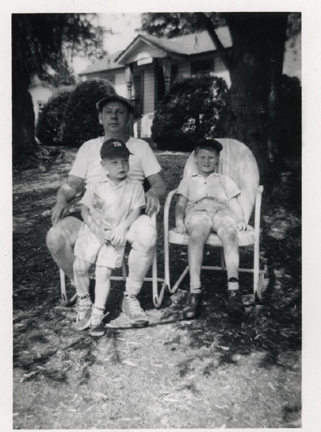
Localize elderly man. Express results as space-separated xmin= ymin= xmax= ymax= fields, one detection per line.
xmin=46 ymin=94 xmax=166 ymax=328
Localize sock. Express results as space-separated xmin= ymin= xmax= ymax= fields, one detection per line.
xmin=228 ymin=277 xmax=239 ymax=291
xmin=190 ymin=277 xmax=201 ymax=295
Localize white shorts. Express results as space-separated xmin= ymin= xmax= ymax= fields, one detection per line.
xmin=74 ymin=223 xmax=125 ymax=269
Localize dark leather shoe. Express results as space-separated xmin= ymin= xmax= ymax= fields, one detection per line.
xmin=183 ymin=293 xmax=201 ymax=319
xmin=227 ymin=290 xmax=245 ymax=312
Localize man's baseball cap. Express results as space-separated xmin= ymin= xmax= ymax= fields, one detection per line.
xmin=96 ymin=94 xmax=135 ymax=113
xmin=195 ymin=138 xmax=223 ymax=153
xmin=100 ymin=138 xmax=133 ymax=159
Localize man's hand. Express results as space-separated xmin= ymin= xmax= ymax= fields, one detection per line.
xmin=51 ymin=201 xmax=69 ymax=226
xmin=237 ymin=222 xmax=253 ymax=231
xmin=145 ymin=188 xmax=160 ymax=217
xmin=174 ymin=223 xmax=187 ymax=235
xmin=110 ymin=223 xmax=127 ymax=246
xmin=95 ymin=226 xmax=112 ymax=243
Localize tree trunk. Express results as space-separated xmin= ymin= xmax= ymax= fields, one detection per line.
xmin=12 ymin=80 xmax=39 ymax=163
xmin=220 ymin=13 xmax=288 ymax=180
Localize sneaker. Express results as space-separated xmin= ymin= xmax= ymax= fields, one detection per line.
xmin=122 ymin=294 xmax=149 ymax=328
xmin=90 ymin=309 xmax=106 ymax=337
xmin=74 ymin=295 xmax=92 ymax=331
xmin=183 ymin=293 xmax=201 ymax=319
xmin=227 ymin=289 xmax=245 ymax=312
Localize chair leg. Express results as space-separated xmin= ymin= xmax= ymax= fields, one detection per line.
xmin=253 ymin=239 xmax=260 ymax=300
xmin=220 ymin=247 xmax=225 ymax=270
xmin=60 ymin=268 xmax=67 ymax=302
xmin=122 ymin=260 xmax=127 ymax=281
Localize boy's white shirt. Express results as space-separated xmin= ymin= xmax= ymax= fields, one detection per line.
xmin=80 ymin=175 xmax=145 ymax=229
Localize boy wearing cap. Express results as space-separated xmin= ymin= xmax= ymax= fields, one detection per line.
xmin=174 ymin=138 xmax=252 ymax=319
xmin=73 ymin=138 xmax=145 ymax=336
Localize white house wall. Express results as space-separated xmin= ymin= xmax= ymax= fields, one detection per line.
xmin=29 ymin=86 xmax=54 ymax=123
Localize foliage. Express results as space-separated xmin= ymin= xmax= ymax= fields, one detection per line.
xmin=60 ymin=78 xmax=116 ymax=147
xmin=12 ymin=13 xmax=106 ymax=161
xmin=141 ymin=12 xmax=225 ymax=38
xmin=36 ymin=89 xmax=73 ymax=146
xmin=152 ymin=75 xmax=228 ymax=152
xmin=279 ymin=75 xmax=302 ymax=158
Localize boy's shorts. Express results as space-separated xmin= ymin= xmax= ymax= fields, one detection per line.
xmin=74 ymin=223 xmax=125 ymax=269
xmin=185 ymin=200 xmax=238 ymax=232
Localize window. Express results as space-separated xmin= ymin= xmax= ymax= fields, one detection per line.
xmin=133 ymin=73 xmax=143 ymax=117
xmin=38 ymin=101 xmax=45 ymax=113
xmin=191 ymin=59 xmax=214 ymax=75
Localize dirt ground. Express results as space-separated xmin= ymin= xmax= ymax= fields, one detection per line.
xmin=13 ymin=147 xmax=301 ymax=429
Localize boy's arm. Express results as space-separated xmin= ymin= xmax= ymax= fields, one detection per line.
xmin=81 ymin=205 xmax=111 ymax=242
xmin=110 ymin=207 xmax=142 ymax=246
xmin=174 ymin=194 xmax=188 ymax=234
xmin=228 ymin=197 xmax=252 ymax=231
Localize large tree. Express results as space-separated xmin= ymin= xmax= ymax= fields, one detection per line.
xmin=143 ymin=12 xmax=298 ymax=178
xmin=12 ymin=13 xmax=106 ymax=162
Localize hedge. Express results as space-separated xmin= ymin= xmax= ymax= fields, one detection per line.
xmin=60 ymin=78 xmax=116 ymax=147
xmin=152 ymin=75 xmax=228 ymax=152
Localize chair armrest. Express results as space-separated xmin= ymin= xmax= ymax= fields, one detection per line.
xmin=164 ymin=188 xmax=178 ymax=240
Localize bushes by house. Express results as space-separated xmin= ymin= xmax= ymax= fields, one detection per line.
xmin=151 ymin=75 xmax=228 ymax=152
xmin=36 ymin=78 xmax=116 ymax=147
xmin=36 ymin=88 xmax=73 ymax=146
xmin=60 ymin=78 xmax=116 ymax=147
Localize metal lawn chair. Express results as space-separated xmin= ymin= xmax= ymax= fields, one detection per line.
xmin=163 ymin=138 xmax=265 ymax=300
xmin=60 ymin=213 xmax=167 ymax=307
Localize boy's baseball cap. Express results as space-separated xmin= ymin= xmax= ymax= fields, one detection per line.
xmin=100 ymin=139 xmax=133 ymax=159
xmin=195 ymin=138 xmax=223 ymax=153
xmin=96 ymin=94 xmax=135 ymax=113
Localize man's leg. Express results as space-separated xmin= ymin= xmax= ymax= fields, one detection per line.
xmin=213 ymin=216 xmax=244 ymax=312
xmin=46 ymin=217 xmax=82 ymax=281
xmin=183 ymin=212 xmax=212 ymax=319
xmin=122 ymin=215 xmax=156 ymax=327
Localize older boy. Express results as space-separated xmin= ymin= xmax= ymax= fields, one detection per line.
xmin=174 ymin=138 xmax=252 ymax=319
xmin=73 ymin=138 xmax=145 ymax=336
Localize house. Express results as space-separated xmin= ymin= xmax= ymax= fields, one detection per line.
xmin=28 ymin=77 xmax=55 ymax=124
xmin=78 ymin=27 xmax=301 ymax=141
xmin=78 ymin=28 xmax=232 ymax=140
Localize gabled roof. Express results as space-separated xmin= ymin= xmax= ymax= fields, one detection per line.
xmin=116 ymin=28 xmax=231 ymax=63
xmin=78 ymin=27 xmax=232 ymax=76
xmin=78 ymin=51 xmax=123 ymax=76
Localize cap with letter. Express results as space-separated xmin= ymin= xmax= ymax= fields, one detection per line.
xmin=100 ymin=138 xmax=133 ymax=159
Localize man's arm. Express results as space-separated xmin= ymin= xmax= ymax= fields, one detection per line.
xmin=145 ymin=173 xmax=167 ymax=216
xmin=174 ymin=194 xmax=188 ymax=234
xmin=51 ymin=175 xmax=84 ymax=225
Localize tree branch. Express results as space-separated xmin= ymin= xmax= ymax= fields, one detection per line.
xmin=196 ymin=13 xmax=232 ymax=71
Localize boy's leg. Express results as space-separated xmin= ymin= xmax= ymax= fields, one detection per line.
xmin=46 ymin=216 xmax=82 ymax=282
xmin=122 ymin=215 xmax=156 ymax=327
xmin=73 ymin=256 xmax=93 ymax=330
xmin=213 ymin=215 xmax=244 ymax=312
xmin=183 ymin=212 xmax=212 ymax=318
xmin=90 ymin=265 xmax=112 ymax=337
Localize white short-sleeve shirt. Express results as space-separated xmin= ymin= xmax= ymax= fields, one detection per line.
xmin=80 ymin=176 xmax=145 ymax=228
xmin=69 ymin=136 xmax=161 ymax=186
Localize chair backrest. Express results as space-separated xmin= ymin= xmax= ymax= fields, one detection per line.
xmin=183 ymin=138 xmax=260 ymax=223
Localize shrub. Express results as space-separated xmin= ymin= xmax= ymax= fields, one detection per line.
xmin=36 ymin=88 xmax=73 ymax=146
xmin=152 ymin=75 xmax=228 ymax=152
xmin=60 ymin=78 xmax=116 ymax=147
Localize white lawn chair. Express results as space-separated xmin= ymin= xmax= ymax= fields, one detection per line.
xmin=163 ymin=138 xmax=265 ymax=300
xmin=60 ymin=213 xmax=167 ymax=308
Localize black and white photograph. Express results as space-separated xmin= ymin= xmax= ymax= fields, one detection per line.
xmin=4 ymin=2 xmax=320 ymax=430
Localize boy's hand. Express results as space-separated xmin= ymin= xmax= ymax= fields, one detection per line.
xmin=174 ymin=223 xmax=187 ymax=235
xmin=95 ymin=226 xmax=112 ymax=243
xmin=110 ymin=224 xmax=127 ymax=246
xmin=237 ymin=222 xmax=253 ymax=231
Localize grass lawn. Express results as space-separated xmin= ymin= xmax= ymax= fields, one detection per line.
xmin=12 ymin=147 xmax=301 ymax=429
